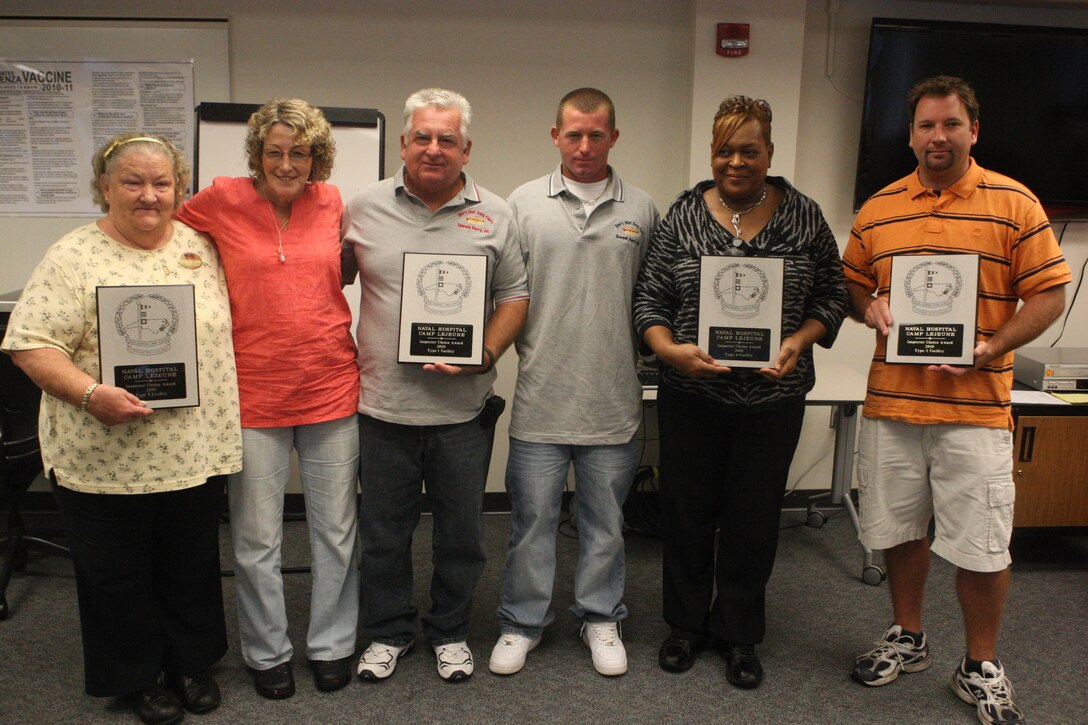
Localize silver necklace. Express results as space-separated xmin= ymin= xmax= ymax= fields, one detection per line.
xmin=718 ymin=185 xmax=768 ymax=237
xmin=266 ymin=199 xmax=289 ymax=263
xmin=573 ymin=177 xmax=611 ymax=207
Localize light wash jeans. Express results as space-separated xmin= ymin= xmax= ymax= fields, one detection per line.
xmin=229 ymin=414 xmax=360 ymax=670
xmin=497 ymin=436 xmax=638 ymax=637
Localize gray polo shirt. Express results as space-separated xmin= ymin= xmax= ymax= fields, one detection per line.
xmin=343 ymin=167 xmax=529 ymax=426
xmin=508 ymin=166 xmax=659 ymax=444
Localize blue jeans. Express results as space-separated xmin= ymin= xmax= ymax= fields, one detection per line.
xmin=357 ymin=410 xmax=496 ymax=646
xmin=229 ymin=414 xmax=360 ymax=669
xmin=497 ymin=437 xmax=638 ymax=636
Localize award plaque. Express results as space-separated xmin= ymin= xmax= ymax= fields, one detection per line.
xmin=697 ymin=256 xmax=784 ymax=368
xmin=886 ymin=253 xmax=980 ymax=365
xmin=398 ymin=252 xmax=488 ymax=365
xmin=96 ymin=284 xmax=200 ymax=408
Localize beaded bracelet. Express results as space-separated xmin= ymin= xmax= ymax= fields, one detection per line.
xmin=80 ymin=382 xmax=98 ymax=411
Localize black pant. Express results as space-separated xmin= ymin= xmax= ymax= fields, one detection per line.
xmin=52 ymin=477 xmax=227 ymax=697
xmin=658 ymin=385 xmax=805 ymax=645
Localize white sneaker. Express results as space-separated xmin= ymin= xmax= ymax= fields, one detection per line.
xmin=434 ymin=641 xmax=474 ymax=682
xmin=488 ymin=632 xmax=541 ymax=675
xmin=580 ymin=622 xmax=627 ymax=676
xmin=357 ymin=641 xmax=413 ymax=681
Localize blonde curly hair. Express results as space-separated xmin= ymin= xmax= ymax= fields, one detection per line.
xmin=244 ymin=98 xmax=336 ymax=184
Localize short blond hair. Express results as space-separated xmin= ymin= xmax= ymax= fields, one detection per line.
xmin=90 ymin=132 xmax=190 ymax=212
xmin=244 ymin=98 xmax=336 ymax=184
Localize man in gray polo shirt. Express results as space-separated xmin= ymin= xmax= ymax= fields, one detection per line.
xmin=343 ymin=88 xmax=529 ymax=684
xmin=488 ymin=88 xmax=659 ymax=677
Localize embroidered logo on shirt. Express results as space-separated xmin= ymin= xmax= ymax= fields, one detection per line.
xmin=457 ymin=209 xmax=493 ymax=234
xmin=613 ymin=220 xmax=644 ymax=244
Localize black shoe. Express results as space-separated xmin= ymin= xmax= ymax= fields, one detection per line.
xmin=658 ymin=636 xmax=702 ymax=672
xmin=253 ymin=661 xmax=295 ymax=700
xmin=722 ymin=643 xmax=763 ymax=689
xmin=164 ymin=671 xmax=221 ymax=714
xmin=121 ymin=684 xmax=184 ymax=725
xmin=310 ymin=655 xmax=353 ymax=692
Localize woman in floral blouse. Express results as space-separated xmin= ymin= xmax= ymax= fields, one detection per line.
xmin=2 ymin=132 xmax=241 ymax=725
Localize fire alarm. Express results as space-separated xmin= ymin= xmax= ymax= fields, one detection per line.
xmin=717 ymin=23 xmax=750 ymax=58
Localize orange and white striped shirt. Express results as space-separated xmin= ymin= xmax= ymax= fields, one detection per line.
xmin=843 ymin=160 xmax=1070 ymax=429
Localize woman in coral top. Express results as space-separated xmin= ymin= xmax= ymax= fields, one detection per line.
xmin=176 ymin=98 xmax=359 ymax=699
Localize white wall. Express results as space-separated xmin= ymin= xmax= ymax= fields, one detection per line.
xmin=4 ymin=0 xmax=1087 ymax=494
xmin=689 ymin=0 xmax=809 ymax=185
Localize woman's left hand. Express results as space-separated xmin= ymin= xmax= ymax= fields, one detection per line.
xmin=758 ymin=335 xmax=803 ymax=381
xmin=758 ymin=318 xmax=827 ymax=382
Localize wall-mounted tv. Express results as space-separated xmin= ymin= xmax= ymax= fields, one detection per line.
xmin=854 ymin=18 xmax=1088 ymax=220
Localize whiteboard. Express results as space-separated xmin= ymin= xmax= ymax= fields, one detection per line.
xmin=194 ymin=102 xmax=386 ymax=339
xmin=194 ymin=102 xmax=384 ymax=194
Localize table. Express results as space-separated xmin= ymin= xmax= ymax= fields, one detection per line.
xmin=802 ymin=365 xmax=879 ymax=584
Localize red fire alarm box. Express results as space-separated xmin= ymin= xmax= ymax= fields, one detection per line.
xmin=717 ymin=23 xmax=750 ymax=58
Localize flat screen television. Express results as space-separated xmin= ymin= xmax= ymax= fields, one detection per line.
xmin=854 ymin=18 xmax=1088 ymax=220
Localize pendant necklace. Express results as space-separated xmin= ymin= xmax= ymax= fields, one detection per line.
xmin=718 ymin=184 xmax=768 ymax=238
xmin=266 ymin=199 xmax=289 ymax=263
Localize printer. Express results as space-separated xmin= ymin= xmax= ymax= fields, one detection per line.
xmin=1013 ymin=347 xmax=1088 ymax=391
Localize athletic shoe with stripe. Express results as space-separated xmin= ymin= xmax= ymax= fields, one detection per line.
xmin=357 ymin=641 xmax=413 ymax=681
xmin=851 ymin=624 xmax=931 ymax=686
xmin=951 ymin=658 xmax=1026 ymax=725
xmin=434 ymin=641 xmax=474 ymax=682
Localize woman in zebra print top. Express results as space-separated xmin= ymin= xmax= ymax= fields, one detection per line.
xmin=635 ymin=96 xmax=848 ymax=687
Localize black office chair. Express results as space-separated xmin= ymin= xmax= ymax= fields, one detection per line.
xmin=0 ymin=349 xmax=70 ymax=620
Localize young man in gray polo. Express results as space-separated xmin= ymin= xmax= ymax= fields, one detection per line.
xmin=490 ymin=88 xmax=659 ymax=677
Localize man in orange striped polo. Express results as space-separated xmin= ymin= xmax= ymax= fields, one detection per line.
xmin=842 ymin=75 xmax=1070 ymax=725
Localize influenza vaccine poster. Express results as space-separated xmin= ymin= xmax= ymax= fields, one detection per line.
xmin=0 ymin=59 xmax=194 ymax=216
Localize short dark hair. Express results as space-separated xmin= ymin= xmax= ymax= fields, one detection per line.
xmin=556 ymin=88 xmax=615 ymax=130
xmin=711 ymin=95 xmax=773 ymax=153
xmin=907 ymin=75 xmax=980 ymax=125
